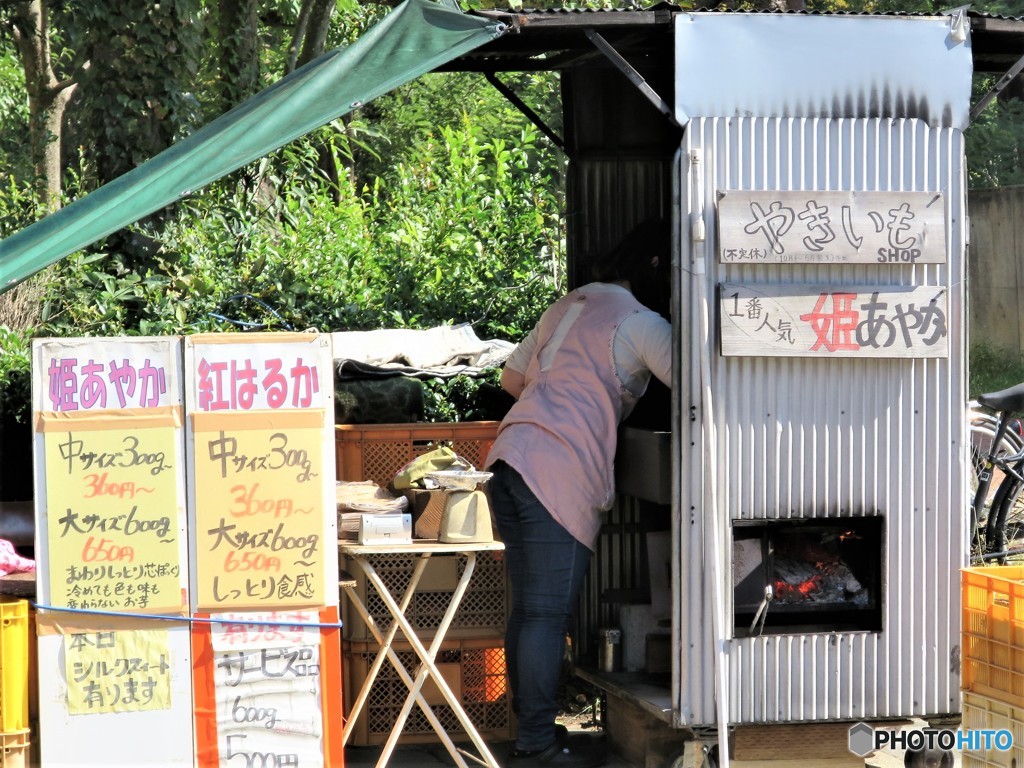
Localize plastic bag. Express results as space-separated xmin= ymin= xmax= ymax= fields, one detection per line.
xmin=0 ymin=539 xmax=34 ymax=577
xmin=392 ymin=445 xmax=468 ymax=490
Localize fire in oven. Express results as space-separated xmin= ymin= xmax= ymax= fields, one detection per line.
xmin=732 ymin=517 xmax=884 ymax=637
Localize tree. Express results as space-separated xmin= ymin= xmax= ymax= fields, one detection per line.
xmin=217 ymin=0 xmax=261 ymax=113
xmin=67 ymin=1 xmax=203 ymax=186
xmin=8 ymin=0 xmax=77 ymax=209
xmin=291 ymin=0 xmax=336 ymax=71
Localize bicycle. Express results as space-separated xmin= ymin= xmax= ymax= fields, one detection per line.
xmin=968 ymin=384 xmax=1024 ymax=564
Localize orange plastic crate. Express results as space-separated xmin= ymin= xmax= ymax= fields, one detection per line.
xmin=343 ymin=636 xmax=511 ymax=747
xmin=334 ymin=422 xmax=499 ymax=488
xmin=961 ymin=566 xmax=1024 ymax=706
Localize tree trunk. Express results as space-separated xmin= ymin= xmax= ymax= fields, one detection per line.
xmin=218 ymin=0 xmax=261 ymax=112
xmin=293 ymin=0 xmax=342 ymax=195
xmin=11 ymin=0 xmax=76 ymax=211
xmin=295 ymin=0 xmax=334 ymax=69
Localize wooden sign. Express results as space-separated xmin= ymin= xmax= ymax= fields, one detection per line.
xmin=719 ymin=283 xmax=949 ymax=358
xmin=717 ymin=190 xmax=946 ymax=264
xmin=184 ymin=333 xmax=337 ymax=613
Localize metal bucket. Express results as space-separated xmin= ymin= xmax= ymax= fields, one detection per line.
xmin=597 ymin=627 xmax=622 ymax=673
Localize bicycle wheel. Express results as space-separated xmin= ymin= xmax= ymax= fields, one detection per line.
xmin=987 ymin=469 xmax=1024 ymax=563
xmin=968 ymin=412 xmax=1024 ymax=555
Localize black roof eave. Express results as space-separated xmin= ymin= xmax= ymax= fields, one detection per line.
xmin=434 ymin=7 xmax=1024 ymax=76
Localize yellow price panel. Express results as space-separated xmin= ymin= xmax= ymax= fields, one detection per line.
xmin=44 ymin=426 xmax=184 ymax=613
xmin=192 ymin=420 xmax=325 ymax=612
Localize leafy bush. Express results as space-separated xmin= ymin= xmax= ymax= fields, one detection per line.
xmin=421 ymin=370 xmax=506 ymax=423
xmin=0 ymin=326 xmax=30 ymax=423
xmin=967 ymin=95 xmax=1024 ymax=190
xmin=970 ymin=342 xmax=1024 ymax=399
xmin=21 ymin=100 xmax=563 ymax=421
xmin=88 ymin=112 xmax=564 ymax=343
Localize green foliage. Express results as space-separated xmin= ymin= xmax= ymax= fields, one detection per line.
xmin=0 ymin=326 xmax=30 ymax=423
xmin=35 ymin=104 xmax=562 ymax=341
xmin=967 ymin=92 xmax=1024 ymax=190
xmin=195 ymin=119 xmax=555 ymax=338
xmin=421 ymin=371 xmax=504 ymax=423
xmin=362 ymin=118 xmax=562 ymax=338
xmin=0 ymin=48 xmax=30 ymax=182
xmin=970 ymin=342 xmax=1024 ymax=399
xmin=354 ymin=71 xmax=563 ymax=200
xmin=0 ymin=176 xmax=53 ymax=238
xmin=67 ymin=0 xmax=203 ymax=181
xmin=39 ymin=247 xmax=187 ymax=337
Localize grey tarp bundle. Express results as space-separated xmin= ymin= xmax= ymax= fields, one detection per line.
xmin=0 ymin=0 xmax=505 ymax=292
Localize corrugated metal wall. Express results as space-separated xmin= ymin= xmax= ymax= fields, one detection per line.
xmin=675 ymin=117 xmax=967 ymax=725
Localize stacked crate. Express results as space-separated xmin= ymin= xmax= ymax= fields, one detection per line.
xmin=961 ymin=566 xmax=1024 ymax=767
xmin=0 ymin=598 xmax=30 ymax=768
xmin=334 ymin=421 xmax=500 ymax=489
xmin=336 ymin=422 xmax=512 ymax=746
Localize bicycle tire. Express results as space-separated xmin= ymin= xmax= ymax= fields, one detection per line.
xmin=969 ymin=412 xmax=1024 ymax=456
xmin=968 ymin=414 xmax=1024 ymax=555
xmin=987 ymin=469 xmax=1024 ymax=563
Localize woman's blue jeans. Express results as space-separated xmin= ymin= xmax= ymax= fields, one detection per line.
xmin=489 ymin=461 xmax=592 ymax=752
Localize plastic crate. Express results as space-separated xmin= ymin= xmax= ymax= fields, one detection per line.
xmin=0 ymin=729 xmax=28 ymax=768
xmin=961 ymin=566 xmax=1024 ymax=706
xmin=334 ymin=421 xmax=500 ymax=488
xmin=961 ymin=691 xmax=1024 ymax=767
xmin=0 ymin=600 xmax=28 ymax=735
xmin=343 ymin=636 xmax=511 ymax=747
xmin=339 ymin=551 xmax=507 ymax=642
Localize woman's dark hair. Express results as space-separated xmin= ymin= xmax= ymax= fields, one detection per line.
xmin=591 ymin=218 xmax=671 ymax=315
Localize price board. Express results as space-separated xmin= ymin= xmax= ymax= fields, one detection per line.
xmin=32 ymin=336 xmax=194 ymax=768
xmin=184 ymin=333 xmax=337 ymax=612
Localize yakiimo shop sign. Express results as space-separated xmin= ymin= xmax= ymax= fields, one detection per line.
xmin=848 ymin=721 xmax=1014 ymax=757
xmin=717 ymin=190 xmax=947 ymax=265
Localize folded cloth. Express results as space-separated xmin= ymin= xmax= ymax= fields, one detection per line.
xmin=0 ymin=538 xmax=34 ymax=576
xmin=332 ymin=323 xmax=514 ymax=380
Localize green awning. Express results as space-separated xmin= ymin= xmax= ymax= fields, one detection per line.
xmin=0 ymin=0 xmax=505 ymax=292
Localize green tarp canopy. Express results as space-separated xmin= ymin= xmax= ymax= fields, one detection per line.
xmin=0 ymin=0 xmax=504 ymax=292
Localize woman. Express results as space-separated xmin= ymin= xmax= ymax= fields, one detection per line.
xmin=486 ymin=219 xmax=673 ymax=768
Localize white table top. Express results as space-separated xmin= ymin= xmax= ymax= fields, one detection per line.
xmin=337 ymin=539 xmax=505 ymax=556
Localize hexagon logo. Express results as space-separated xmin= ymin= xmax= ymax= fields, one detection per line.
xmin=848 ymin=722 xmax=875 ymax=757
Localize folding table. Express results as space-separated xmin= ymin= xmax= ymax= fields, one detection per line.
xmin=338 ymin=540 xmax=506 ymax=768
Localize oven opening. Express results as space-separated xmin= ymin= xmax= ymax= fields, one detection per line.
xmin=732 ymin=517 xmax=884 ymax=637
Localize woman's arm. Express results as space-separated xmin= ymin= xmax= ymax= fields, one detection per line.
xmin=500 ymin=365 xmax=527 ymax=400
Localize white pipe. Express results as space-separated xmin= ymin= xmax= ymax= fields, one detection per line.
xmin=690 ymin=148 xmax=730 ymax=768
